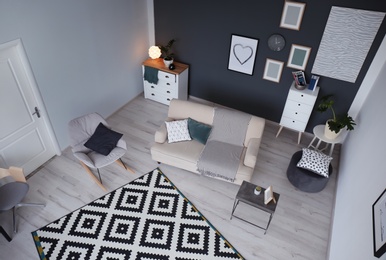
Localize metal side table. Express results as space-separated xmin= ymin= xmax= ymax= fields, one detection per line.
xmin=231 ymin=181 xmax=280 ymax=234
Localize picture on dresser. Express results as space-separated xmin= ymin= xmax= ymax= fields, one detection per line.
xmin=228 ymin=34 xmax=259 ymax=75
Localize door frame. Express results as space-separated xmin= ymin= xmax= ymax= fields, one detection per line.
xmin=0 ymin=38 xmax=61 ymax=157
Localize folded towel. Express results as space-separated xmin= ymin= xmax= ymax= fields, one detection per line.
xmin=144 ymin=66 xmax=159 ymax=84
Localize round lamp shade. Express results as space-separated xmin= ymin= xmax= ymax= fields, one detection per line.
xmin=148 ymin=46 xmax=161 ymax=59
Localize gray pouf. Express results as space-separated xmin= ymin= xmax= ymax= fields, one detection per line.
xmin=287 ymin=151 xmax=333 ymax=193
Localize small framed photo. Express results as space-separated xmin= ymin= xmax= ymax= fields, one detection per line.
xmin=287 ymin=44 xmax=311 ymax=70
xmin=264 ymin=186 xmax=277 ymax=205
xmin=373 ymin=189 xmax=386 ymax=258
xmin=280 ymin=1 xmax=306 ymax=31
xmin=228 ymin=34 xmax=259 ymax=75
xmin=263 ymin=59 xmax=284 ymax=83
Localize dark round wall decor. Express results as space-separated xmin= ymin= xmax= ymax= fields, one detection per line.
xmin=268 ymin=34 xmax=286 ymax=52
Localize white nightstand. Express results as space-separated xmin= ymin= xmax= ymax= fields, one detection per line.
xmin=142 ymin=58 xmax=189 ymax=105
xmin=276 ymin=81 xmax=320 ymax=144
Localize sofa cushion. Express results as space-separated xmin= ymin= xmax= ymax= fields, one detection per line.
xmin=151 ymin=140 xmax=205 ymax=170
xmin=165 ymin=119 xmax=192 ymax=143
xmin=188 ymin=118 xmax=212 ymax=144
xmin=84 ymin=123 xmax=123 ymax=156
xmin=296 ymin=148 xmax=332 ymax=178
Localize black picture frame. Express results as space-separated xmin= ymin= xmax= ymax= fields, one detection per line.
xmin=373 ymin=189 xmax=386 ymax=258
xmin=227 ymin=34 xmax=259 ymax=75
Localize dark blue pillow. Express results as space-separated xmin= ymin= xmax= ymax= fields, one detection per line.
xmin=84 ymin=123 xmax=123 ymax=155
xmin=188 ymin=118 xmax=212 ymax=144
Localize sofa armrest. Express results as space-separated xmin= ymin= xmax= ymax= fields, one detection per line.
xmin=155 ymin=117 xmax=173 ymax=143
xmin=244 ymin=138 xmax=261 ymax=168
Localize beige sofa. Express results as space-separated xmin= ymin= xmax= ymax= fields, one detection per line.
xmin=151 ymin=99 xmax=265 ymax=185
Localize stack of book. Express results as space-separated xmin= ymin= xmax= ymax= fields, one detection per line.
xmin=292 ymin=71 xmax=306 ymax=86
xmin=308 ymin=75 xmax=320 ymax=91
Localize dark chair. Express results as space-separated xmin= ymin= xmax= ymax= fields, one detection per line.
xmin=287 ymin=151 xmax=333 ymax=193
xmin=0 ymin=167 xmax=44 ymax=240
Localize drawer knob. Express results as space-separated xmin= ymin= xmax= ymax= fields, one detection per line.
xmin=151 ymin=93 xmax=155 ymax=96
xmin=167 ymin=91 xmax=170 ymax=93
xmin=301 ymin=94 xmax=304 ymax=97
xmin=167 ymin=83 xmax=170 ymax=85
xmin=167 ymin=98 xmax=170 ymax=101
xmin=298 ymin=104 xmax=301 ymax=106
xmin=295 ymin=112 xmax=298 ymax=114
xmin=292 ymin=120 xmax=295 ymax=123
xmin=151 ymin=86 xmax=155 ymax=88
xmin=165 ymin=75 xmax=169 ymax=78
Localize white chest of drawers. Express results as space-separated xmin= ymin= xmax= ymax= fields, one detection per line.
xmin=142 ymin=58 xmax=189 ymax=105
xmin=276 ymin=81 xmax=320 ymax=144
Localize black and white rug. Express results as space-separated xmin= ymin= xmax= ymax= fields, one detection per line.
xmin=32 ymin=168 xmax=244 ymax=260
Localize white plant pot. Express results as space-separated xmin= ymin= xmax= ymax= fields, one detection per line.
xmin=324 ymin=120 xmax=342 ymax=139
xmin=163 ymin=58 xmax=174 ymax=68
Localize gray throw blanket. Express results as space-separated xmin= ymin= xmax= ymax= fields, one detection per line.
xmin=144 ymin=66 xmax=159 ymax=84
xmin=197 ymin=107 xmax=251 ymax=182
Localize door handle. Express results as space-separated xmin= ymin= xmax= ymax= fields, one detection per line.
xmin=32 ymin=107 xmax=41 ymax=118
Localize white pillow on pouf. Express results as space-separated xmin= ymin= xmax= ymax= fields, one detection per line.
xmin=296 ymin=148 xmax=332 ymax=178
xmin=165 ymin=119 xmax=192 ymax=143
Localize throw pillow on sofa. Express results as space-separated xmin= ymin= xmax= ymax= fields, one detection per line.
xmin=165 ymin=119 xmax=192 ymax=143
xmin=296 ymin=148 xmax=332 ymax=178
xmin=188 ymin=118 xmax=212 ymax=144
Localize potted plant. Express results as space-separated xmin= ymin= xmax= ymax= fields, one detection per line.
xmin=317 ymin=94 xmax=356 ymax=139
xmin=159 ymin=39 xmax=175 ymax=67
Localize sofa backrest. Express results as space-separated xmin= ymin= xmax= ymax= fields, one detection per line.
xmin=168 ymin=99 xmax=214 ymax=125
xmin=168 ymin=99 xmax=265 ymax=147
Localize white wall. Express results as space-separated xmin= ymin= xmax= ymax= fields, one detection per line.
xmin=0 ymin=0 xmax=151 ymax=150
xmin=329 ymin=36 xmax=386 ymax=259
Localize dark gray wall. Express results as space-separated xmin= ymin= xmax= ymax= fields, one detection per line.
xmin=154 ymin=1 xmax=386 ymax=133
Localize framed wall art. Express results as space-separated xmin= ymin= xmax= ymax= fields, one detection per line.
xmin=287 ymin=44 xmax=311 ymax=70
xmin=263 ymin=59 xmax=284 ymax=83
xmin=228 ymin=34 xmax=259 ymax=75
xmin=373 ymin=189 xmax=386 ymax=258
xmin=312 ymin=7 xmax=385 ymax=83
xmin=280 ymin=1 xmax=306 ymax=30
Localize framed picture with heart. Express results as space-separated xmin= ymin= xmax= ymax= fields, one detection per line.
xmin=228 ymin=34 xmax=259 ymax=75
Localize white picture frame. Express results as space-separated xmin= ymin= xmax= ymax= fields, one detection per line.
xmin=287 ymin=44 xmax=311 ymax=70
xmin=263 ymin=59 xmax=284 ymax=83
xmin=264 ymin=186 xmax=276 ymax=205
xmin=280 ymin=1 xmax=306 ymax=31
xmin=228 ymin=34 xmax=259 ymax=75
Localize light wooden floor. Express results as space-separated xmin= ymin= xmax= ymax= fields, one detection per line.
xmin=0 ymin=95 xmax=339 ymax=260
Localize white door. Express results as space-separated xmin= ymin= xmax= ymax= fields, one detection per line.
xmin=0 ymin=39 xmax=59 ymax=176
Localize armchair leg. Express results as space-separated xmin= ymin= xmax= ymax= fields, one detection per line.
xmin=13 ymin=203 xmax=45 ymax=233
xmin=79 ymin=161 xmax=107 ymax=192
xmin=115 ymin=159 xmax=135 ymax=174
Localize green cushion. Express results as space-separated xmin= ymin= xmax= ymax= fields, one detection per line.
xmin=188 ymin=118 xmax=212 ymax=144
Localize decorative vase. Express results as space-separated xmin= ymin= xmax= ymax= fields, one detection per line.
xmin=324 ymin=120 xmax=341 ymax=139
xmin=163 ymin=58 xmax=173 ymax=68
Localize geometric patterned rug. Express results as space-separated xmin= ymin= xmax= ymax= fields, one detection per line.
xmin=32 ymin=168 xmax=244 ymax=260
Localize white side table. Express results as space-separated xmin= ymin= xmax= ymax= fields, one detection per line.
xmin=307 ymin=125 xmax=344 ymax=157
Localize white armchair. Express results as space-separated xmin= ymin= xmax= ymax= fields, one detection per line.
xmin=67 ymin=112 xmax=134 ymax=191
